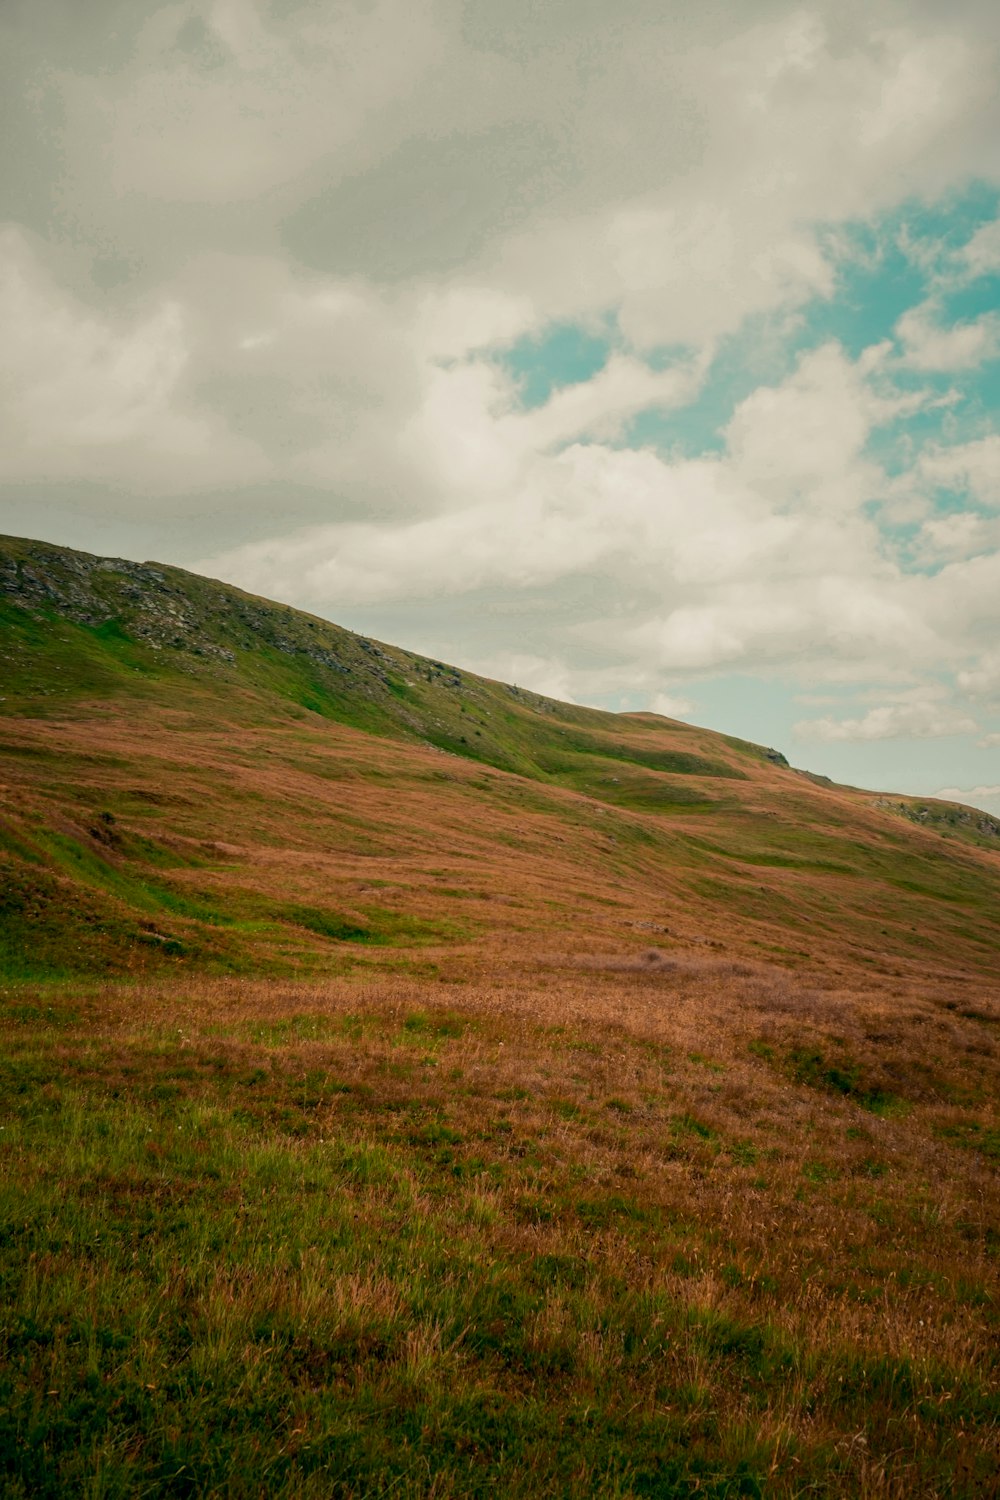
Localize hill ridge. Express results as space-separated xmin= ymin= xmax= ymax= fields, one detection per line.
xmin=1 ymin=529 xmax=999 ymax=986
xmin=0 ymin=531 xmax=781 ymax=785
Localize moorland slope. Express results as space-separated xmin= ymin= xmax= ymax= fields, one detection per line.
xmin=1 ymin=533 xmax=998 ymax=1498
xmin=1 ymin=532 xmax=999 ymax=986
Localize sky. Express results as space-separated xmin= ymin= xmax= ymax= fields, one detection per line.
xmin=2 ymin=0 xmax=1000 ymax=815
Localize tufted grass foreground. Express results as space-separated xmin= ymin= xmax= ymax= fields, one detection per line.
xmin=1 ymin=963 xmax=998 ymax=1498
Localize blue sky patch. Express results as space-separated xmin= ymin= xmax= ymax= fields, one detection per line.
xmin=496 ymin=318 xmax=615 ymax=408
xmin=493 ymin=184 xmax=1000 ymax=479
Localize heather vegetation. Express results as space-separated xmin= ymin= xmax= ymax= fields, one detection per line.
xmin=0 ymin=537 xmax=998 ymax=1496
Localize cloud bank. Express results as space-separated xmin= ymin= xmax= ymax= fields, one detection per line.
xmin=1 ymin=0 xmax=999 ymax=774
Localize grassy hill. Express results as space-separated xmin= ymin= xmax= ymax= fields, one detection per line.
xmin=1 ymin=533 xmax=998 ymax=1497
xmin=2 ymin=532 xmax=999 ymax=987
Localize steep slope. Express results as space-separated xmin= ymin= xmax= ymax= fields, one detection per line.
xmin=1 ymin=532 xmax=999 ymax=983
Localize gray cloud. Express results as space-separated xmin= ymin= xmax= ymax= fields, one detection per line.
xmin=1 ymin=0 xmax=999 ymax=762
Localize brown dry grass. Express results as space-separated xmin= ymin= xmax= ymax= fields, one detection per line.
xmin=3 ymin=701 xmax=1000 ymax=989
xmin=2 ymin=686 xmax=999 ymax=1493
xmin=52 ymin=955 xmax=1000 ymax=1366
xmin=3 ymin=945 xmax=998 ymax=1494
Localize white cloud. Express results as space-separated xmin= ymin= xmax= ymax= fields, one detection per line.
xmin=89 ymin=0 xmax=449 ymax=204
xmin=483 ymin=11 xmax=996 ymax=348
xmin=724 ymin=342 xmax=881 ymax=508
xmin=1 ymin=0 xmax=1000 ymax=756
xmin=413 ymin=285 xmax=537 ymax=362
xmin=514 ymin=352 xmax=707 ymax=449
xmin=911 ymin=511 xmax=1000 ymax=565
xmin=896 ymin=302 xmax=1000 ymax=370
xmin=959 ymin=651 xmax=1000 ymax=702
xmin=471 ymin=653 xmax=578 ymax=704
xmin=650 ymin=693 xmax=695 ymax=720
xmin=919 ymin=435 xmax=1000 ymax=507
xmin=921 ymin=552 xmax=1000 ymax=655
xmin=795 ymin=696 xmax=978 ymax=742
xmin=960 ymin=217 xmax=1000 ymax=278
xmin=206 ymin=337 xmax=959 ymax=688
xmin=0 ymin=229 xmax=263 ymax=489
xmin=935 ymin=784 xmax=1000 ymax=817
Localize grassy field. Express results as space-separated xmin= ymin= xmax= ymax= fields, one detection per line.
xmin=1 ymin=534 xmax=999 ymax=1494
xmin=2 ymin=962 xmax=998 ymax=1497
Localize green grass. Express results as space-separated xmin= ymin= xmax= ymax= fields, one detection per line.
xmin=786 ymin=1048 xmax=908 ymax=1116
xmin=1 ymin=984 xmax=997 ymax=1497
xmin=0 ymin=600 xmax=172 ymax=710
xmin=933 ymin=1120 xmax=1000 ymax=1162
xmin=0 ymin=1037 xmax=772 ymax=1497
xmin=278 ymin=904 xmax=468 ymax=949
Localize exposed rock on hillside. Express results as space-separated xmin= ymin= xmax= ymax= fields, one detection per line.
xmin=873 ymin=796 xmax=1000 ymax=841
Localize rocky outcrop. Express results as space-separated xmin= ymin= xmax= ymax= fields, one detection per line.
xmin=872 ymin=796 xmax=1000 ymax=842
